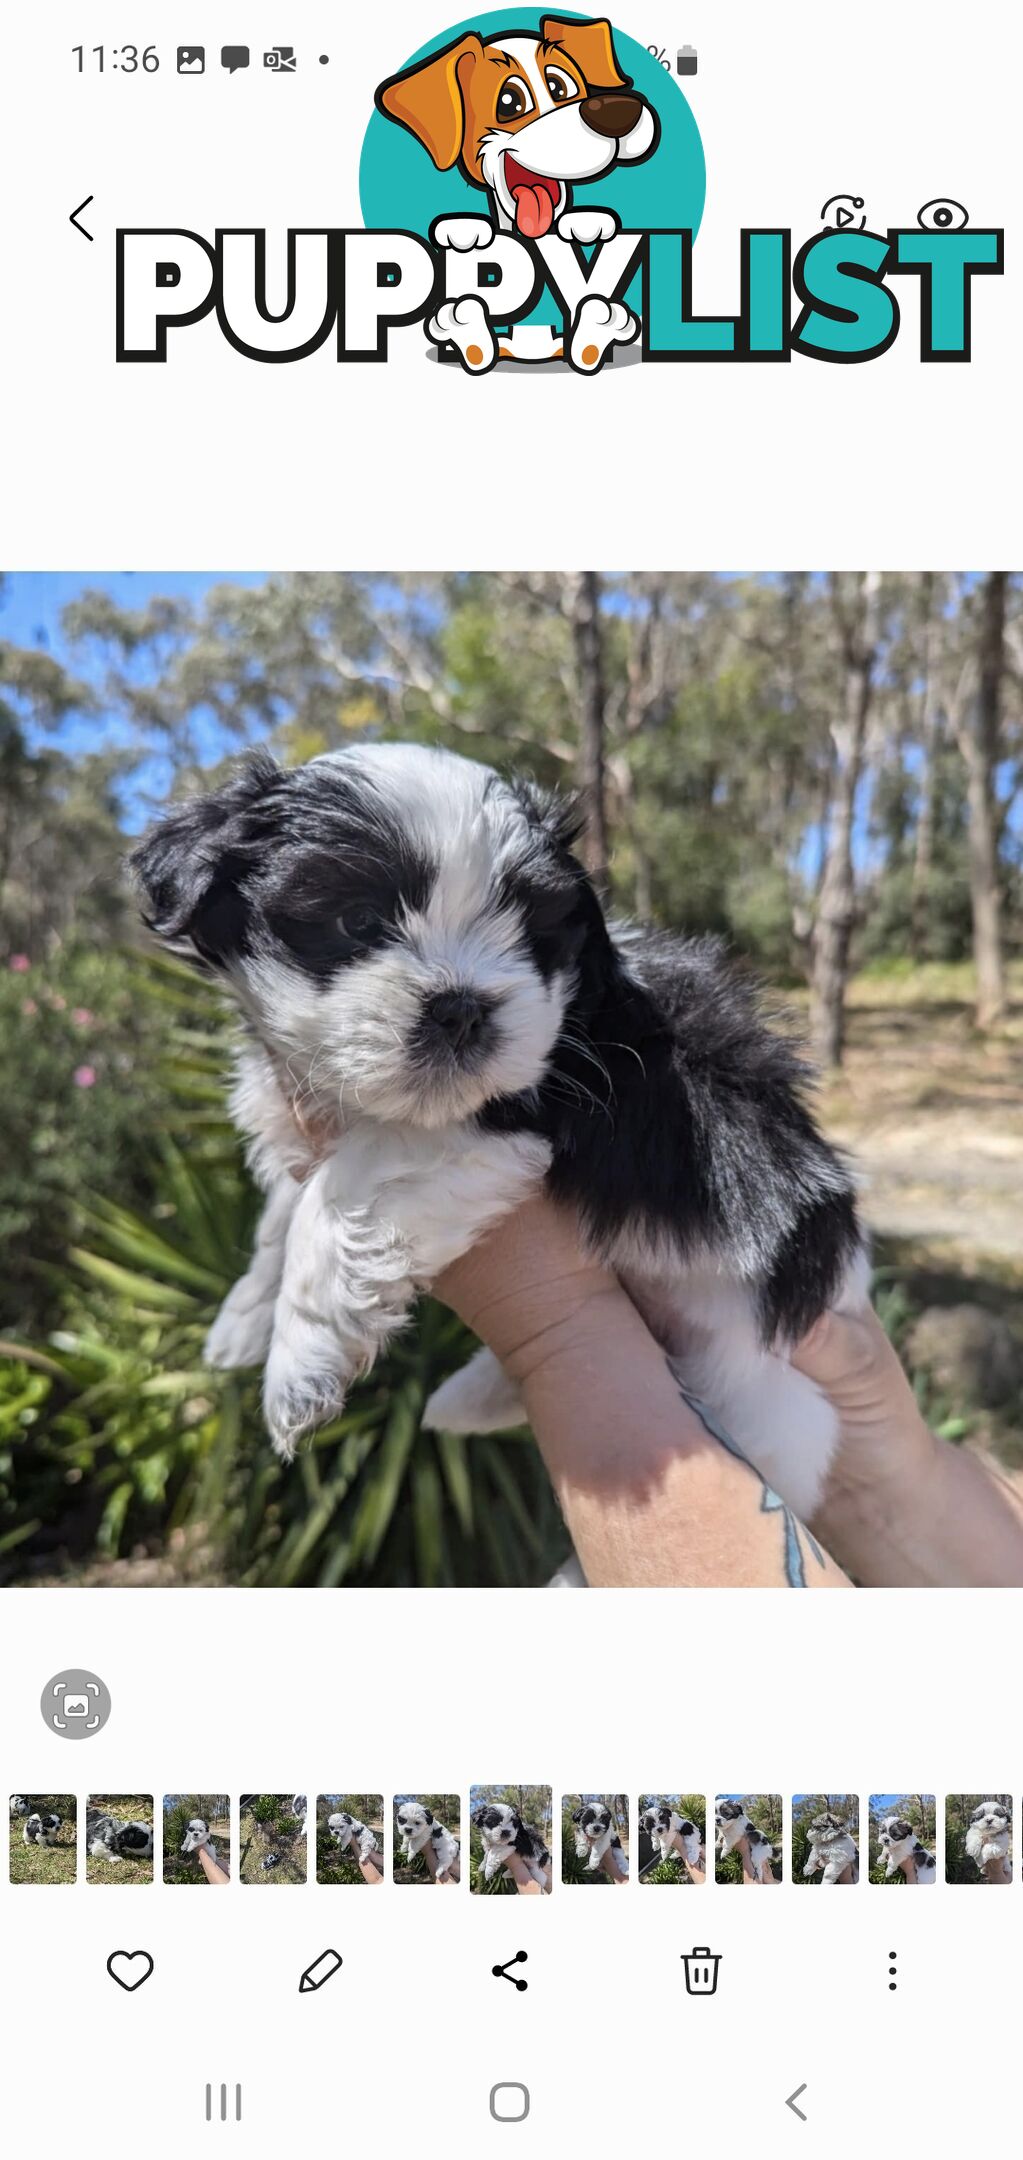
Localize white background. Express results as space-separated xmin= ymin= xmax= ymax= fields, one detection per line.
xmin=1 ymin=0 xmax=1020 ymax=564
xmin=1 ymin=7 xmax=1021 ymax=2153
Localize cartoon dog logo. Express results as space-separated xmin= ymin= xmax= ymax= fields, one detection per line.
xmin=376 ymin=15 xmax=660 ymax=368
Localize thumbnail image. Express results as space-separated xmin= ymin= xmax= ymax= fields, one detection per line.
xmin=470 ymin=1786 xmax=553 ymax=1894
xmin=792 ymin=1795 xmax=860 ymax=1884
xmin=163 ymin=1794 xmax=231 ymax=1884
xmin=85 ymin=1794 xmax=154 ymax=1882
xmin=945 ymin=1794 xmax=1013 ymax=1883
xmin=716 ymin=1795 xmax=783 ymax=1884
xmin=393 ymin=1795 xmax=461 ymax=1885
xmin=637 ymin=1795 xmax=706 ymax=1883
xmin=562 ymin=1795 xmax=629 ymax=1884
xmin=8 ymin=1794 xmax=76 ymax=1884
xmin=239 ymin=1793 xmax=308 ymax=1884
xmin=869 ymin=1796 xmax=937 ymax=1884
xmin=317 ymin=1794 xmax=384 ymax=1884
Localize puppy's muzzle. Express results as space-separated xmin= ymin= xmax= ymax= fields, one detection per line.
xmin=580 ymin=92 xmax=645 ymax=138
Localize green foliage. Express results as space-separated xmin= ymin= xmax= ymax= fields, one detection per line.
xmin=0 ymin=945 xmax=174 ymax=1331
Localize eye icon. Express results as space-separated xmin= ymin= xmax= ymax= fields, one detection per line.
xmin=917 ymin=198 xmax=968 ymax=231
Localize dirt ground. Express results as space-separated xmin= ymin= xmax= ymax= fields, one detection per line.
xmin=816 ymin=963 xmax=1023 ymax=1467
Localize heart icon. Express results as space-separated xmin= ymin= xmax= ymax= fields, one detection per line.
xmin=107 ymin=1950 xmax=154 ymax=1992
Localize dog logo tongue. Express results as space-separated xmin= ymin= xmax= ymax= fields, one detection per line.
xmin=506 ymin=157 xmax=558 ymax=238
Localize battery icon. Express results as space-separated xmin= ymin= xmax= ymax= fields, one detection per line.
xmin=677 ymin=44 xmax=698 ymax=74
xmin=681 ymin=1946 xmax=721 ymax=1996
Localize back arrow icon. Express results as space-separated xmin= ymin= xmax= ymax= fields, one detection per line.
xmin=70 ymin=195 xmax=94 ymax=241
xmin=785 ymin=2084 xmax=808 ymax=2122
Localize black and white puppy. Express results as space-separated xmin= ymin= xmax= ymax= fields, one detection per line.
xmin=640 ymin=1802 xmax=703 ymax=1871
xmin=474 ymin=1801 xmax=551 ymax=1889
xmin=573 ymin=1801 xmax=627 ymax=1876
xmin=86 ymin=1807 xmax=154 ymax=1863
xmin=23 ymin=1811 xmax=62 ymax=1847
xmin=965 ymin=1800 xmax=1011 ymax=1880
xmin=876 ymin=1816 xmax=935 ymax=1884
xmin=327 ymin=1811 xmax=380 ymax=1863
xmin=290 ymin=1794 xmax=307 ymax=1837
xmin=181 ymin=1817 xmax=217 ymax=1859
xmin=715 ymin=1799 xmax=777 ymax=1881
xmin=9 ymin=1796 xmax=31 ymax=1816
xmin=395 ymin=1801 xmax=459 ymax=1881
xmin=132 ymin=744 xmax=867 ymax=1523
xmin=803 ymin=1811 xmax=859 ymax=1884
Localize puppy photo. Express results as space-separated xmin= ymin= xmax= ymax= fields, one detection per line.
xmin=133 ymin=741 xmax=866 ymax=1554
xmin=317 ymin=1794 xmax=385 ymax=1885
xmin=563 ymin=1794 xmax=629 ymax=1883
xmin=715 ymin=1795 xmax=782 ymax=1884
xmin=794 ymin=1795 xmax=860 ymax=1885
xmin=946 ymin=1793 xmax=1012 ymax=1883
xmin=870 ymin=1796 xmax=936 ymax=1885
xmin=470 ymin=1785 xmax=553 ymax=1893
xmin=394 ymin=1795 xmax=461 ymax=1884
xmin=638 ymin=1794 xmax=705 ymax=1883
xmin=85 ymin=1795 xmax=154 ymax=1883
xmin=163 ymin=1794 xmax=231 ymax=1885
xmin=8 ymin=1794 xmax=76 ymax=1885
xmin=239 ymin=1793 xmax=308 ymax=1885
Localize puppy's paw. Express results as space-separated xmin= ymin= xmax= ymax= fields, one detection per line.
xmin=569 ymin=294 xmax=638 ymax=373
xmin=432 ymin=215 xmax=494 ymax=251
xmin=204 ymin=1285 xmax=275 ymax=1370
xmin=263 ymin=1355 xmax=349 ymax=1458
xmin=556 ymin=207 xmax=620 ymax=245
xmin=427 ymin=296 xmax=496 ymax=374
xmin=423 ymin=1344 xmax=526 ymax=1433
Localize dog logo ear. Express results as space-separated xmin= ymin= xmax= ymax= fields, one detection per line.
xmin=376 ymin=34 xmax=483 ymax=171
xmin=541 ymin=15 xmax=629 ymax=90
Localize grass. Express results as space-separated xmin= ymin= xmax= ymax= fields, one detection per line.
xmin=9 ymin=1796 xmax=77 ymax=1884
xmin=85 ymin=1794 xmax=154 ymax=1884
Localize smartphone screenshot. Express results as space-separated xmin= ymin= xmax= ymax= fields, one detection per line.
xmin=1 ymin=5 xmax=1020 ymax=2152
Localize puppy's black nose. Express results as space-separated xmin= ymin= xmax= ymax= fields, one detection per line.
xmin=424 ymin=988 xmax=490 ymax=1051
xmin=581 ymin=91 xmax=644 ymax=138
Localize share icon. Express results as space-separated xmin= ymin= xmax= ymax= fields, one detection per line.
xmin=492 ymin=1950 xmax=529 ymax=1991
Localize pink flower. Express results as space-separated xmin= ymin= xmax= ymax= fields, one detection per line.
xmin=72 ymin=1007 xmax=94 ymax=1027
xmin=21 ymin=998 xmax=38 ymax=1016
xmin=8 ymin=954 xmax=30 ymax=973
xmin=72 ymin=1064 xmax=97 ymax=1089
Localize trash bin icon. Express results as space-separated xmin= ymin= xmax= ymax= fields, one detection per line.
xmin=682 ymin=1947 xmax=721 ymax=1996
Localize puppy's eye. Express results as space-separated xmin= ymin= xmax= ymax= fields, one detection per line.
xmin=544 ymin=66 xmax=576 ymax=102
xmin=496 ymin=76 xmax=532 ymax=121
xmin=335 ymin=904 xmax=383 ymax=945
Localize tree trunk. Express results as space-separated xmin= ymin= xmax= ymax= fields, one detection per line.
xmin=564 ymin=570 xmax=609 ymax=887
xmin=811 ymin=573 xmax=882 ymax=1067
xmin=955 ymin=571 xmax=1007 ymax=1029
xmin=910 ymin=573 xmax=943 ymax=960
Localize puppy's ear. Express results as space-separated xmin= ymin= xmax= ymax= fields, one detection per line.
xmin=376 ymin=34 xmax=482 ymax=171
xmin=130 ymin=750 xmax=281 ymax=968
xmin=423 ymin=1807 xmax=434 ymax=1824
xmin=516 ymin=779 xmax=588 ymax=859
xmin=541 ymin=16 xmax=629 ymax=90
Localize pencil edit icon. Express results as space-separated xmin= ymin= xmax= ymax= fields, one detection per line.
xmin=299 ymin=1948 xmax=343 ymax=1993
